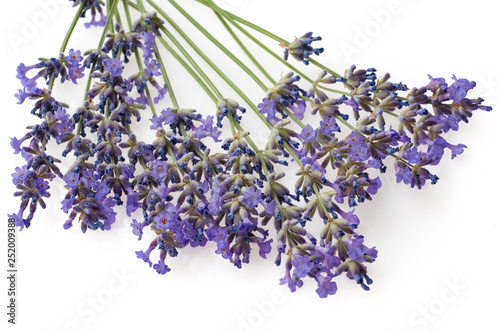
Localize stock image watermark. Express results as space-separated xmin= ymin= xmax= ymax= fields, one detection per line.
xmin=339 ymin=0 xmax=416 ymax=62
xmin=61 ymin=268 xmax=134 ymax=332
xmin=6 ymin=217 xmax=17 ymax=324
xmin=236 ymin=289 xmax=287 ymax=332
xmin=7 ymin=0 xmax=69 ymax=53
xmin=408 ymin=278 xmax=466 ymax=332
xmin=471 ymin=74 xmax=500 ymax=101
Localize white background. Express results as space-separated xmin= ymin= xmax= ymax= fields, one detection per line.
xmin=1 ymin=0 xmax=499 ymax=331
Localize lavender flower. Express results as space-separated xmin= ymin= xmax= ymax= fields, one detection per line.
xmin=10 ymin=1 xmax=492 ymax=299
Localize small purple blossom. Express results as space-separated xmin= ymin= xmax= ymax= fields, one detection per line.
xmin=300 ymin=124 xmax=318 ymax=144
xmin=145 ymin=59 xmax=161 ymax=77
xmin=153 ymin=259 xmax=171 ymax=275
xmin=258 ymin=239 xmax=273 ymax=259
xmin=316 ymin=280 xmax=338 ymax=298
xmin=291 ymin=254 xmax=314 ymax=278
xmin=319 ymin=116 xmax=340 ymax=135
xmin=240 ymin=187 xmax=262 ymax=209
xmin=347 ymin=237 xmax=367 ymax=261
xmin=258 ymin=98 xmax=279 ymax=123
xmin=103 ymin=58 xmax=124 ymax=77
xmin=448 ymin=75 xmax=476 ymax=103
xmin=65 ymin=49 xmax=83 ymax=65
xmin=288 ymin=99 xmax=306 ymax=120
xmin=136 ymin=250 xmax=152 ymax=267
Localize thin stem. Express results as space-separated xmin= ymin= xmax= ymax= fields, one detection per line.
xmin=59 ymin=2 xmax=85 ymax=53
xmin=163 ymin=0 xmax=269 ymax=92
xmin=124 ymin=0 xmax=157 ymax=115
xmin=159 ymin=26 xmax=223 ymax=99
xmin=214 ymin=11 xmax=276 ymax=86
xmin=82 ymin=0 xmax=120 ymax=100
xmin=149 ymin=5 xmax=271 ymax=127
xmin=49 ymin=2 xmax=85 ymax=91
xmin=200 ymin=0 xmax=341 ymax=78
xmin=312 ymin=183 xmax=330 ymax=217
xmin=277 ymin=104 xmax=305 ymax=129
xmin=308 ymin=59 xmax=341 ymax=79
xmin=156 ymin=35 xmax=218 ymax=103
xmin=136 ymin=0 xmax=146 ymax=12
xmin=196 ymin=0 xmax=287 ymax=44
xmin=283 ymin=142 xmax=301 ymax=165
xmin=203 ymin=2 xmax=346 ymax=96
xmin=107 ymin=0 xmax=115 ymax=28
xmin=153 ymin=44 xmax=179 ymax=108
xmin=228 ymin=114 xmax=237 ymax=136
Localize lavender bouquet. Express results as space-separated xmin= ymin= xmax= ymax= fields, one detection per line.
xmin=9 ymin=0 xmax=491 ymax=298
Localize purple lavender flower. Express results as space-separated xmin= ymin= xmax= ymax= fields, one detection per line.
xmin=150 ymin=112 xmax=166 ymax=130
xmin=316 ymin=280 xmax=338 ymax=298
xmin=67 ymin=65 xmax=85 ymax=84
xmin=152 ymin=82 xmax=167 ymax=104
xmin=258 ymin=239 xmax=273 ymax=259
xmin=70 ymin=0 xmax=106 ymax=29
xmin=395 ymin=166 xmax=412 ymax=185
xmin=84 ymin=13 xmax=107 ymax=29
xmin=280 ymin=269 xmax=304 ymax=292
xmin=347 ymin=237 xmax=367 ymax=261
xmin=447 ymin=75 xmax=476 ymax=103
xmin=283 ymin=32 xmax=324 ymax=65
xmin=153 ymin=259 xmax=171 ymax=275
xmin=300 ymin=124 xmax=318 ymax=144
xmin=426 ymin=75 xmax=447 ymax=91
xmin=126 ymin=193 xmax=141 ymax=217
xmin=14 ymin=89 xmax=29 ymax=104
xmin=136 ymin=250 xmax=152 ymax=267
xmin=240 ymin=187 xmax=262 ymax=209
xmin=348 ymin=132 xmax=370 ymax=162
xmin=191 ymin=115 xmax=222 ymax=142
xmin=288 ymin=99 xmax=306 ymax=120
xmin=145 ymin=59 xmax=161 ymax=77
xmin=65 ymin=49 xmax=83 ymax=65
xmin=319 ymin=116 xmax=340 ymax=135
xmin=141 ymin=31 xmax=156 ymax=62
xmin=291 ymin=254 xmax=314 ymax=278
xmin=103 ymin=58 xmax=124 ymax=77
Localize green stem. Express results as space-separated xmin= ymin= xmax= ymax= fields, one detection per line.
xmin=156 ymin=35 xmax=218 ymax=103
xmin=308 ymin=59 xmax=341 ymax=79
xmin=214 ymin=11 xmax=276 ymax=85
xmin=166 ymin=142 xmax=178 ymax=162
xmin=124 ymin=0 xmax=157 ymax=115
xmin=147 ymin=0 xmax=224 ymax=100
xmin=136 ymin=0 xmax=146 ymax=11
xmin=200 ymin=0 xmax=341 ymax=79
xmin=149 ymin=5 xmax=271 ymax=127
xmin=196 ymin=0 xmax=287 ymax=44
xmin=107 ymin=0 xmax=115 ymax=27
xmin=228 ymin=115 xmax=238 ymax=137
xmin=82 ymin=0 xmax=120 ymax=100
xmin=162 ymin=0 xmax=269 ymax=92
xmin=154 ymin=44 xmax=179 ymax=108
xmin=159 ymin=26 xmax=223 ymax=99
xmin=59 ymin=2 xmax=85 ymax=53
xmin=277 ymin=104 xmax=305 ymax=129
xmin=201 ymin=2 xmax=346 ymax=96
xmin=312 ymin=183 xmax=330 ymax=217
xmin=49 ymin=2 xmax=85 ymax=91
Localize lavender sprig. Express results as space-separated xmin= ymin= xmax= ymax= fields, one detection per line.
xmin=9 ymin=0 xmax=492 ymax=299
